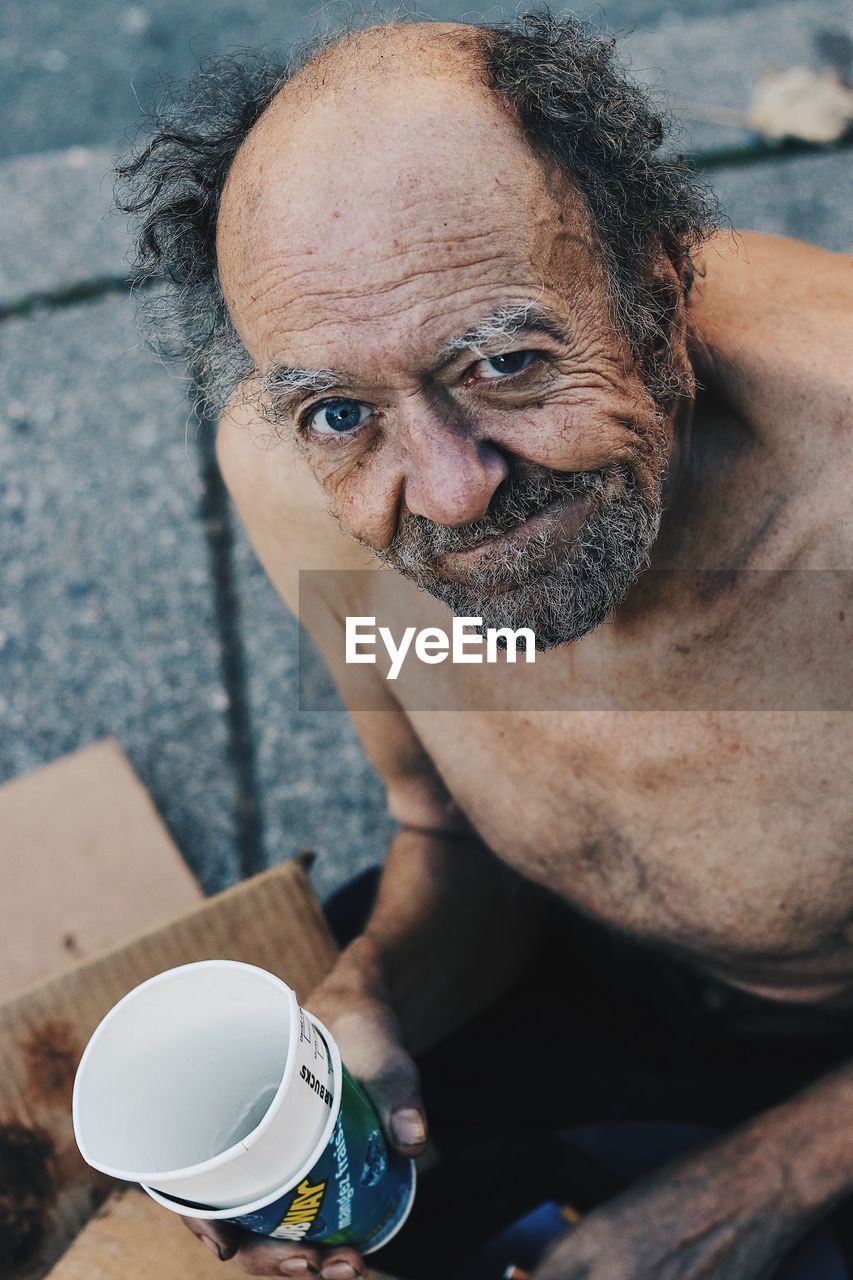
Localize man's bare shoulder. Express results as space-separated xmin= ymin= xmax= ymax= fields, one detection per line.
xmin=689 ymin=230 xmax=852 ymax=454
xmin=692 ymin=229 xmax=852 ymax=343
xmin=216 ymin=395 xmax=377 ymax=603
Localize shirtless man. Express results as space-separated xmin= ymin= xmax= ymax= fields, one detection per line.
xmin=121 ymin=14 xmax=852 ymax=1279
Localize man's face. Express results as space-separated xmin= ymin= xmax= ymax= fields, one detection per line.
xmin=217 ymin=54 xmax=678 ymax=646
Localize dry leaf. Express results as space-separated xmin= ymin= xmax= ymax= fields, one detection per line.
xmin=747 ymin=66 xmax=853 ymax=144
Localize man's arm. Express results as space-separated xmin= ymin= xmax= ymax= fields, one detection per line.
xmin=304 ymin=818 xmax=555 ymax=1180
xmin=185 ymin=400 xmax=556 ymax=1275
xmin=216 ymin=388 xmax=556 ymax=1049
xmin=533 ymin=1051 xmax=853 ymax=1280
xmin=214 ymin=397 xmax=556 ymax=1037
xmin=310 ymin=820 xmax=555 ymax=1055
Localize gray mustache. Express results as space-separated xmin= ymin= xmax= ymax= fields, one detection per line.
xmin=385 ymin=464 xmax=623 ymax=560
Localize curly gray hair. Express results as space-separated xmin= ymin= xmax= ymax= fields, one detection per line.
xmin=117 ymin=10 xmax=720 ymax=417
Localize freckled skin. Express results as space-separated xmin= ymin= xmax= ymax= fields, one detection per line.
xmin=204 ymin=23 xmax=853 ymax=1279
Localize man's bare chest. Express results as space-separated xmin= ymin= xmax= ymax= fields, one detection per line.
xmin=321 ymin=378 xmax=851 ymax=994
xmin=406 ymin=706 xmax=853 ymax=998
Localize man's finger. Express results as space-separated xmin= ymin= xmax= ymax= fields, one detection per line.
xmin=180 ymin=1214 xmax=240 ymax=1260
xmin=234 ymin=1236 xmax=323 ymax=1276
xmin=235 ymin=1238 xmax=367 ymax=1278
xmin=326 ymin=1010 xmax=429 ymax=1157
xmin=388 ymin=1104 xmax=428 ymax=1153
xmin=314 ymin=1247 xmax=367 ymax=1279
xmin=367 ymin=1055 xmax=428 ymax=1156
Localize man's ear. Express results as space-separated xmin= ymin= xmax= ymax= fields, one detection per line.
xmin=662 ymin=234 xmax=695 ymax=304
xmin=644 ymin=241 xmax=696 ymax=406
xmin=647 ymin=239 xmax=693 ymax=351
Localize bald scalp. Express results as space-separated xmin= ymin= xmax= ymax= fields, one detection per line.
xmin=279 ymin=20 xmax=489 ymax=98
xmin=217 ymin=21 xmax=520 ymax=270
xmin=224 ymin=20 xmax=493 ymax=186
xmin=215 ymin=22 xmax=596 ymax=364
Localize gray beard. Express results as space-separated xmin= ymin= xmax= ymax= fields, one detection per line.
xmin=374 ymin=457 xmax=664 ymax=649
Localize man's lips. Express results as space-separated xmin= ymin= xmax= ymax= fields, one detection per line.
xmin=438 ymin=492 xmax=593 ymax=569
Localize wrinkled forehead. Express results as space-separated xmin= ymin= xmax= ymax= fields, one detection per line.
xmin=216 ymin=56 xmax=600 ymax=364
xmin=226 ymin=83 xmax=532 ymax=240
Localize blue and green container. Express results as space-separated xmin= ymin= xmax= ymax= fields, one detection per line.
xmin=73 ymin=961 xmax=416 ymax=1255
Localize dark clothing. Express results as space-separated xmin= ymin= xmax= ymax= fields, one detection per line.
xmin=324 ymin=869 xmax=853 ymax=1278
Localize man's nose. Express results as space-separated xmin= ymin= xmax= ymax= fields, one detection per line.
xmin=397 ymin=401 xmax=509 ymax=527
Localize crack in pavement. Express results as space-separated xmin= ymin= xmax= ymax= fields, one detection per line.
xmin=0 ymin=275 xmax=132 ymax=322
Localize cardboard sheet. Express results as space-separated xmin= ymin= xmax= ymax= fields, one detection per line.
xmin=0 ymin=740 xmax=201 ymax=1001
xmin=46 ymin=1189 xmax=398 ymax=1280
xmin=0 ymin=860 xmax=338 ymax=1279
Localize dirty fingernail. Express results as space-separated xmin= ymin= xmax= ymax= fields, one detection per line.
xmin=320 ymin=1264 xmax=360 ymax=1280
xmin=279 ymin=1261 xmax=319 ymax=1276
xmin=391 ymin=1107 xmax=426 ymax=1147
xmin=200 ymin=1236 xmax=223 ymax=1260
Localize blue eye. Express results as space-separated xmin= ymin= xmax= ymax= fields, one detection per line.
xmin=306 ymin=399 xmax=371 ymax=435
xmin=474 ymin=350 xmax=537 ymax=380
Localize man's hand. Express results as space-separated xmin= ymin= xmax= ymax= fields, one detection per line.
xmin=532 ymin=1121 xmax=814 ymax=1280
xmin=181 ymin=972 xmax=427 ymax=1278
xmin=178 ymin=822 xmax=549 ymax=1276
xmin=180 ymin=1215 xmax=366 ymax=1278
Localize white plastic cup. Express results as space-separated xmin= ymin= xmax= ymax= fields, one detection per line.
xmin=72 ymin=961 xmax=336 ymax=1208
xmin=72 ymin=960 xmax=416 ymax=1253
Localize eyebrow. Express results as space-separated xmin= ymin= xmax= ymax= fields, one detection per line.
xmin=257 ymin=365 xmax=341 ymax=399
xmin=437 ymin=301 xmax=573 ymax=360
xmin=257 ymin=299 xmax=571 ymax=415
xmin=255 ymin=365 xmax=344 ymax=419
